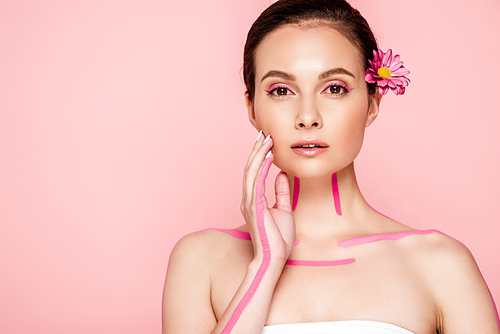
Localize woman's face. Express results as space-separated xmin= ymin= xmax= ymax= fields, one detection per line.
xmin=246 ymin=24 xmax=381 ymax=179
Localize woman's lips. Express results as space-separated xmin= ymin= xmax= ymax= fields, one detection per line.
xmin=291 ymin=139 xmax=329 ymax=156
xmin=291 ymin=139 xmax=329 ymax=148
xmin=291 ymin=146 xmax=327 ymax=156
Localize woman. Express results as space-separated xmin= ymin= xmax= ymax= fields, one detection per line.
xmin=162 ymin=0 xmax=499 ymax=333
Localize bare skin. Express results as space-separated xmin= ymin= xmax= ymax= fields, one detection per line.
xmin=162 ymin=23 xmax=499 ymax=334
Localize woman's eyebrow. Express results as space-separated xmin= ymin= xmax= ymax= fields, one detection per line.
xmin=319 ymin=67 xmax=355 ymax=79
xmin=261 ymin=67 xmax=355 ymax=83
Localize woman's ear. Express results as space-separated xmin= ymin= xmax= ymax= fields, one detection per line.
xmin=245 ymin=92 xmax=258 ymax=130
xmin=365 ymin=89 xmax=382 ymax=128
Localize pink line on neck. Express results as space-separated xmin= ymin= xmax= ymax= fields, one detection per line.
xmin=221 ymin=154 xmax=273 ymax=333
xmin=332 ymin=172 xmax=342 ymax=215
xmin=338 ymin=229 xmax=446 ymax=248
xmin=286 ymin=258 xmax=355 ymax=266
xmin=292 ymin=176 xmax=300 ymax=211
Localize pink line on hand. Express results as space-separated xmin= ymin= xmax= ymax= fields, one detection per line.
xmin=332 ymin=172 xmax=342 ymax=215
xmin=338 ymin=229 xmax=446 ymax=248
xmin=221 ymin=154 xmax=273 ymax=333
xmin=292 ymin=176 xmax=300 ymax=211
xmin=286 ymin=258 xmax=355 ymax=266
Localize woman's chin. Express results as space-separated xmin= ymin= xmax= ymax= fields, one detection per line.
xmin=274 ymin=159 xmax=350 ymax=180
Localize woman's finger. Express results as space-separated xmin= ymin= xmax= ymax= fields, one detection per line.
xmin=244 ymin=135 xmax=273 ymax=208
xmin=274 ymin=171 xmax=292 ymax=212
xmin=246 ymin=130 xmax=264 ymax=167
xmin=251 ymin=147 xmax=273 ymax=213
xmin=242 ymin=130 xmax=265 ymax=207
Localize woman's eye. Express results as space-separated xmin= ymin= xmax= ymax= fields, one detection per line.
xmin=323 ymin=83 xmax=351 ymax=96
xmin=266 ymin=86 xmax=293 ymax=97
xmin=266 ymin=84 xmax=352 ymax=98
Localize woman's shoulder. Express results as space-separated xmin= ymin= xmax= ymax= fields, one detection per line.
xmin=405 ymin=228 xmax=474 ymax=264
xmin=408 ymin=229 xmax=499 ymax=331
xmin=401 ymin=228 xmax=485 ymax=295
xmin=169 ymin=226 xmax=252 ymax=268
xmin=384 ymin=226 xmax=475 ymax=266
xmin=369 ymin=216 xmax=467 ymax=255
xmin=363 ymin=220 xmax=476 ymax=273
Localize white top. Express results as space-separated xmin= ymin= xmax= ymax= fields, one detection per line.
xmin=262 ymin=320 xmax=415 ymax=334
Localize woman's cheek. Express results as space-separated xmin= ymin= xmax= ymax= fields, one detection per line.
xmin=338 ymin=107 xmax=368 ymax=161
xmin=268 ymin=130 xmax=289 ymax=170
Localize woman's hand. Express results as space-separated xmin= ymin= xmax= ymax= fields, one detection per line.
xmin=241 ymin=131 xmax=296 ymax=264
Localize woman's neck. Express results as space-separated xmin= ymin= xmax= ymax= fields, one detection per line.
xmin=287 ymin=161 xmax=374 ymax=239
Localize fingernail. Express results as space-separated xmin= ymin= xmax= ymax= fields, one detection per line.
xmin=263 ymin=134 xmax=271 ymax=144
xmin=255 ymin=130 xmax=262 ymax=142
xmin=265 ymin=150 xmax=272 ymax=159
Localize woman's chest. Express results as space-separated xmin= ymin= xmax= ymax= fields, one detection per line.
xmin=211 ymin=243 xmax=437 ymax=333
xmin=267 ymin=261 xmax=436 ymax=332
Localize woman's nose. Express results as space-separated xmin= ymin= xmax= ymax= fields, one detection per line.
xmin=295 ymin=98 xmax=323 ymax=129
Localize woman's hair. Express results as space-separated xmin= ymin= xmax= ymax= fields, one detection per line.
xmin=243 ymin=0 xmax=378 ymax=103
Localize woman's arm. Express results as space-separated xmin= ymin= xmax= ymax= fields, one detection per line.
xmin=161 ymin=230 xmax=287 ymax=334
xmin=428 ymin=233 xmax=499 ymax=333
xmin=163 ymin=133 xmax=296 ymax=333
xmin=162 ymin=231 xmax=217 ymax=333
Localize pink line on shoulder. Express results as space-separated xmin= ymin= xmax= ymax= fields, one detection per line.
xmin=207 ymin=228 xmax=300 ymax=246
xmin=286 ymin=258 xmax=355 ymax=266
xmin=208 ymin=228 xmax=252 ymax=240
xmin=338 ymin=229 xmax=446 ymax=248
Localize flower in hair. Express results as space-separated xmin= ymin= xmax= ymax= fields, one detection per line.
xmin=365 ymin=49 xmax=410 ymax=95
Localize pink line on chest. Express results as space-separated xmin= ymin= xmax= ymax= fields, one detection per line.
xmin=286 ymin=258 xmax=356 ymax=266
xmin=338 ymin=229 xmax=446 ymax=248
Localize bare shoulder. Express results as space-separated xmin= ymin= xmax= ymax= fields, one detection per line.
xmin=408 ymin=230 xmax=482 ymax=288
xmin=413 ymin=230 xmax=479 ymax=275
xmin=170 ymin=228 xmax=242 ymax=266
xmin=169 ymin=227 xmax=253 ymax=272
xmin=163 ymin=228 xmax=250 ymax=333
xmin=411 ymin=231 xmax=499 ymax=333
xmin=406 ymin=229 xmax=462 ymax=252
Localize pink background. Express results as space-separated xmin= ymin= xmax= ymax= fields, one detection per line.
xmin=1 ymin=0 xmax=498 ymax=333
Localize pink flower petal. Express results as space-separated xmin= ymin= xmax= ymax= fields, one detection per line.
xmin=379 ymin=85 xmax=389 ymax=95
xmin=389 ymin=77 xmax=408 ymax=85
xmin=365 ymin=72 xmax=377 ymax=83
xmin=392 ymin=67 xmax=410 ymax=76
xmin=377 ymin=78 xmax=387 ymax=86
xmin=382 ymin=49 xmax=392 ymax=66
xmin=388 ymin=61 xmax=404 ymax=71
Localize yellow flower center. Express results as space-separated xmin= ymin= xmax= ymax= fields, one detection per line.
xmin=377 ymin=67 xmax=391 ymax=79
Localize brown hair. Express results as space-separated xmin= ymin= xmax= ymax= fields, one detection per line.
xmin=243 ymin=0 xmax=378 ymax=103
